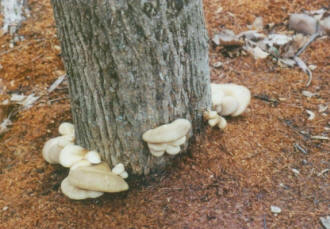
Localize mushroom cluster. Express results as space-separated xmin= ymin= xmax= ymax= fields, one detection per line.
xmin=205 ymin=83 xmax=251 ymax=129
xmin=211 ymin=83 xmax=251 ymax=117
xmin=203 ymin=110 xmax=227 ymax=129
xmin=142 ymin=119 xmax=192 ymax=157
xmin=42 ymin=122 xmax=129 ymax=200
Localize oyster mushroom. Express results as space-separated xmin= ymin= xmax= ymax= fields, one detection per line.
xmin=61 ymin=177 xmax=103 ymax=200
xmin=68 ymin=162 xmax=129 ymax=193
xmin=59 ymin=144 xmax=88 ymax=168
xmin=42 ymin=135 xmax=74 ymax=164
xmin=58 ymin=122 xmax=75 ymax=139
xmin=203 ymin=110 xmax=227 ymax=129
xmin=84 ymin=150 xmax=101 ymax=164
xmin=112 ymin=163 xmax=128 ymax=179
xmin=220 ymin=96 xmax=239 ymax=116
xmin=211 ymin=83 xmax=251 ymax=117
xmin=142 ymin=119 xmax=191 ymax=157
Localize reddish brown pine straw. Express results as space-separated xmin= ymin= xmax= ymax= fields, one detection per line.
xmin=0 ymin=0 xmax=329 ymax=228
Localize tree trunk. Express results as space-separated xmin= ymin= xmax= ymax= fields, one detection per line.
xmin=51 ymin=0 xmax=211 ymax=175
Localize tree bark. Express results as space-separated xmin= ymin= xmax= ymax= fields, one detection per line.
xmin=51 ymin=0 xmax=211 ymax=175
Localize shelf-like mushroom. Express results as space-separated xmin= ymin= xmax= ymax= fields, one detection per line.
xmin=59 ymin=144 xmax=88 ymax=168
xmin=61 ymin=177 xmax=104 ymax=200
xmin=68 ymin=162 xmax=129 ymax=193
xmin=211 ymin=83 xmax=251 ymax=117
xmin=142 ymin=119 xmax=192 ymax=157
xmin=42 ymin=135 xmax=74 ymax=164
xmin=142 ymin=119 xmax=191 ymax=144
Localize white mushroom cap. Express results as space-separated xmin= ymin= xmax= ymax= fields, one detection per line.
xmin=58 ymin=122 xmax=75 ymax=138
xmin=203 ymin=110 xmax=219 ymax=120
xmin=150 ymin=150 xmax=165 ymax=157
xmin=165 ymin=145 xmax=181 ymax=155
xmin=208 ymin=118 xmax=220 ymax=127
xmin=219 ymin=96 xmax=239 ymax=116
xmin=42 ymin=135 xmax=74 ymax=164
xmin=214 ymin=84 xmax=251 ymax=116
xmin=211 ymin=84 xmax=225 ymax=106
xmin=218 ymin=116 xmax=227 ymax=129
xmin=70 ymin=159 xmax=91 ymax=170
xmin=59 ymin=144 xmax=88 ymax=168
xmin=68 ymin=162 xmax=129 ymax=193
xmin=112 ymin=163 xmax=125 ymax=175
xmin=142 ymin=119 xmax=191 ymax=144
xmin=120 ymin=171 xmax=128 ymax=179
xmin=112 ymin=163 xmax=129 ymax=179
xmin=61 ymin=177 xmax=103 ymax=200
xmin=84 ymin=150 xmax=101 ymax=164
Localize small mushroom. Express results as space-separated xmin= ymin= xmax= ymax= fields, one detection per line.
xmin=218 ymin=116 xmax=227 ymax=129
xmin=112 ymin=163 xmax=129 ymax=179
xmin=208 ymin=118 xmax=220 ymax=127
xmin=59 ymin=144 xmax=88 ymax=168
xmin=203 ymin=110 xmax=227 ymax=129
xmin=68 ymin=162 xmax=129 ymax=193
xmin=42 ymin=135 xmax=74 ymax=164
xmin=61 ymin=177 xmax=103 ymax=200
xmin=112 ymin=163 xmax=125 ymax=174
xmin=84 ymin=150 xmax=101 ymax=164
xmin=58 ymin=122 xmax=75 ymax=139
xmin=203 ymin=110 xmax=219 ymax=120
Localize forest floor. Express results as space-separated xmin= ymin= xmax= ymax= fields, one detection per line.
xmin=0 ymin=0 xmax=329 ymax=228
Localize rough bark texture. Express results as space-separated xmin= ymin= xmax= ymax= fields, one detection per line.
xmin=51 ymin=0 xmax=211 ymax=175
xmin=1 ymin=0 xmax=29 ymax=34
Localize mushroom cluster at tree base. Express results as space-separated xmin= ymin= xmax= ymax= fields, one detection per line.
xmin=142 ymin=119 xmax=192 ymax=157
xmin=203 ymin=110 xmax=227 ymax=129
xmin=206 ymin=83 xmax=251 ymax=129
xmin=211 ymin=83 xmax=251 ymax=117
xmin=42 ymin=122 xmax=129 ymax=200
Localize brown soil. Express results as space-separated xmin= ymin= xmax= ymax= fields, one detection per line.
xmin=0 ymin=0 xmax=329 ymax=228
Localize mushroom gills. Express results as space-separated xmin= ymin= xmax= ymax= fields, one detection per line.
xmin=170 ymin=136 xmax=186 ymax=146
xmin=150 ymin=150 xmax=165 ymax=157
xmin=68 ymin=162 xmax=129 ymax=193
xmin=61 ymin=177 xmax=103 ymax=200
